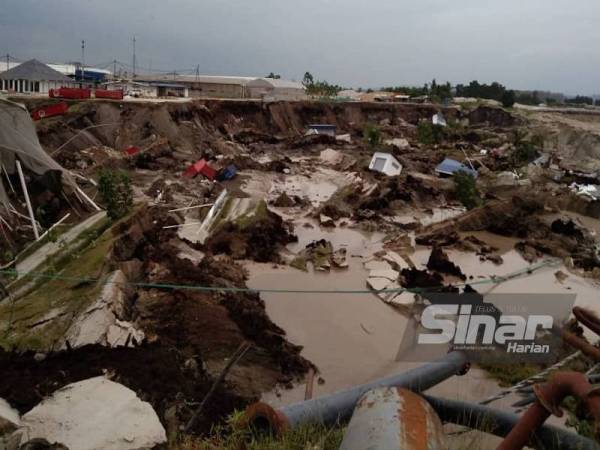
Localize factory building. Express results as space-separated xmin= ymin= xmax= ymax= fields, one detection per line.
xmin=246 ymin=78 xmax=306 ymax=100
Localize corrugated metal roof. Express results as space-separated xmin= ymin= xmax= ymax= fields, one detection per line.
xmin=137 ymin=75 xmax=256 ymax=85
xmin=435 ymin=158 xmax=478 ymax=177
xmin=0 ymin=59 xmax=72 ymax=82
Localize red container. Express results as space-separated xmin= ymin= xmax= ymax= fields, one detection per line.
xmin=124 ymin=146 xmax=140 ymax=156
xmin=95 ymin=89 xmax=124 ymax=100
xmin=31 ymin=102 xmax=69 ymax=121
xmin=182 ymin=159 xmax=216 ymax=180
xmin=49 ymin=87 xmax=91 ymax=99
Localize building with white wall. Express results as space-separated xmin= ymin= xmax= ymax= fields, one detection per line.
xmin=246 ymin=78 xmax=306 ymax=100
xmin=0 ymin=59 xmax=78 ymax=94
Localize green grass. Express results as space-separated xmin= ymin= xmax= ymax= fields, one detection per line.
xmin=478 ymin=362 xmax=541 ymax=387
xmin=175 ymin=412 xmax=344 ymax=450
xmin=0 ymin=218 xmax=115 ymax=351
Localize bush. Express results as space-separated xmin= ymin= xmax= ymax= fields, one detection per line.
xmin=501 ymin=90 xmax=515 ymax=108
xmin=363 ymin=124 xmax=381 ymax=149
xmin=417 ymin=122 xmax=444 ymax=145
xmin=453 ymin=171 xmax=481 ymax=210
xmin=98 ymin=169 xmax=133 ymax=220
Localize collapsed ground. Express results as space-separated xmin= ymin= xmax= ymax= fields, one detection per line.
xmin=2 ymin=98 xmax=600 ymax=444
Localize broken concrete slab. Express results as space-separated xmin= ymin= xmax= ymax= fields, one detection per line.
xmin=0 ymin=398 xmax=20 ymax=434
xmin=368 ymin=269 xmax=399 ymax=281
xmin=15 ymin=377 xmax=166 ymax=450
xmin=367 ymin=277 xmax=391 ymax=292
xmin=381 ymin=251 xmax=408 ymax=271
xmin=319 ymin=148 xmax=344 ymax=166
xmin=62 ymin=271 xmax=144 ymax=349
xmin=364 ymin=260 xmax=393 ymax=271
xmin=388 ymin=292 xmax=415 ymax=306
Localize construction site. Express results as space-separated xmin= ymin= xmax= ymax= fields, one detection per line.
xmin=2 ymin=93 xmax=600 ymax=450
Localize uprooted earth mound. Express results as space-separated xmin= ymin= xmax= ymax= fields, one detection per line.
xmin=204 ymin=201 xmax=297 ymax=262
xmin=418 ymin=196 xmax=600 ymax=272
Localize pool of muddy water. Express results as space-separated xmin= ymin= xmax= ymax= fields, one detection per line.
xmin=247 ymin=222 xmax=600 ymax=419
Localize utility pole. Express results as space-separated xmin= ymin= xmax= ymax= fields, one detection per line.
xmin=113 ymin=59 xmax=117 ymax=80
xmin=195 ymin=64 xmax=199 ymax=81
xmin=81 ymin=40 xmax=85 ymax=82
xmin=132 ymin=36 xmax=136 ymax=79
xmin=5 ymin=54 xmax=9 ymax=72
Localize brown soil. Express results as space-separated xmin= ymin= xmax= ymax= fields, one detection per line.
xmin=427 ymin=246 xmax=467 ymax=280
xmin=3 ymin=206 xmax=311 ymax=435
xmin=205 ymin=206 xmax=297 ymax=263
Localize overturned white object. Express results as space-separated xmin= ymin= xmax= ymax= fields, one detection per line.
xmin=368 ymin=152 xmax=402 ymax=176
xmin=432 ymin=112 xmax=447 ymax=127
xmin=16 ymin=377 xmax=166 ymax=450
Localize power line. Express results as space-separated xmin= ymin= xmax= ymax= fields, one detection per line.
xmin=0 ymin=259 xmax=557 ymax=296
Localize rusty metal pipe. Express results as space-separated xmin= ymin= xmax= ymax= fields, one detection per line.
xmin=340 ymin=388 xmax=448 ymax=450
xmin=243 ymin=351 xmax=468 ymax=434
xmin=560 ymin=329 xmax=600 ymax=362
xmin=423 ymin=395 xmax=598 ymax=450
xmin=574 ymin=307 xmax=600 ymax=337
xmin=498 ymin=372 xmax=600 ymax=450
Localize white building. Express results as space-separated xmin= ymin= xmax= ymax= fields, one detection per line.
xmin=246 ymin=78 xmax=306 ymax=101
xmin=369 ymin=152 xmax=403 ymax=176
xmin=0 ymin=59 xmax=78 ymax=94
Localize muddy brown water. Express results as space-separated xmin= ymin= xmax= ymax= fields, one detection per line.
xmin=246 ymin=224 xmax=598 ymax=447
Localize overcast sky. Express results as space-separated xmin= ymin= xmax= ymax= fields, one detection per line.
xmin=1 ymin=0 xmax=598 ymax=94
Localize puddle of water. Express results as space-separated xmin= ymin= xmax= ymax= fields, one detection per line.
xmin=247 ymin=225 xmax=600 ymax=422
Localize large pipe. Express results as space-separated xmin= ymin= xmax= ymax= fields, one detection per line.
xmin=574 ymin=307 xmax=600 ymax=337
xmin=340 ymin=387 xmax=448 ymax=450
xmin=243 ymin=351 xmax=468 ymax=434
xmin=498 ymin=372 xmax=600 ymax=450
xmin=423 ymin=394 xmax=598 ymax=450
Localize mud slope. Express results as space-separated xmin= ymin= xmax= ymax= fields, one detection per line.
xmin=25 ymin=99 xmax=453 ymax=155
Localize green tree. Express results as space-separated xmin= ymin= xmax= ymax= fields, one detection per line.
xmin=98 ymin=169 xmax=133 ymax=220
xmin=453 ymin=171 xmax=481 ymax=210
xmin=502 ymin=90 xmax=516 ymax=108
xmin=417 ymin=122 xmax=444 ymax=145
xmin=302 ymin=72 xmax=314 ymax=87
xmin=363 ymin=124 xmax=381 ymax=149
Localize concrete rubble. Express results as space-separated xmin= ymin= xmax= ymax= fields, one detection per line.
xmin=12 ymin=377 xmax=167 ymax=450
xmin=62 ymin=271 xmax=144 ymax=349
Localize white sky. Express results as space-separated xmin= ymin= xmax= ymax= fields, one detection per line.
xmin=1 ymin=0 xmax=598 ymax=94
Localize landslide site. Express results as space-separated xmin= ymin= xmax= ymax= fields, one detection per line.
xmin=3 ymin=98 xmax=600 ymax=448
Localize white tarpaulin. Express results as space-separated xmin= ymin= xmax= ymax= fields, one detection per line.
xmin=0 ymin=98 xmax=76 ymax=211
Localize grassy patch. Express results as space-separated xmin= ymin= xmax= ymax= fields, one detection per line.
xmin=478 ymin=362 xmax=541 ymax=387
xmin=175 ymin=412 xmax=344 ymax=450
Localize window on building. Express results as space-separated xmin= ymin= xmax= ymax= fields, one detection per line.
xmin=34 ymin=82 xmax=40 ymax=92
